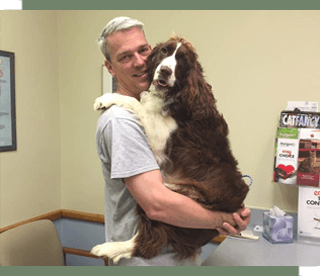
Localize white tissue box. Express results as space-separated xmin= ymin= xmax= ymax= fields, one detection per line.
xmin=263 ymin=212 xmax=293 ymax=244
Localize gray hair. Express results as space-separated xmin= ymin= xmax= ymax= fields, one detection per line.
xmin=98 ymin=16 xmax=146 ymax=61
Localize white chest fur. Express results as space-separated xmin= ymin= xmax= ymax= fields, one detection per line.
xmin=139 ymin=90 xmax=177 ymax=165
xmin=94 ymin=89 xmax=177 ymax=166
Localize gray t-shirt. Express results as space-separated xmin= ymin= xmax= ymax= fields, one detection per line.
xmin=96 ymin=105 xmax=200 ymax=266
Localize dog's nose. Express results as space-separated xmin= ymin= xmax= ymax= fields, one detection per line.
xmin=159 ymin=65 xmax=172 ymax=78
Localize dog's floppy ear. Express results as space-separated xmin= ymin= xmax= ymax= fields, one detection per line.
xmin=148 ymin=43 xmax=162 ymax=63
xmin=181 ymin=60 xmax=217 ymax=121
xmin=146 ymin=43 xmax=163 ymax=83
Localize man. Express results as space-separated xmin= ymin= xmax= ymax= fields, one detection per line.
xmin=96 ymin=16 xmax=251 ymax=266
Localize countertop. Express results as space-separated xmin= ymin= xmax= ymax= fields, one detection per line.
xmin=202 ymin=231 xmax=320 ymax=266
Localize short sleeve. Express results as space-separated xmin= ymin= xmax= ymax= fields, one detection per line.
xmin=97 ymin=106 xmax=160 ymax=179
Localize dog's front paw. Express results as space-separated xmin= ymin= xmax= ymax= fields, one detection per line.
xmin=93 ymin=99 xmax=104 ymax=111
xmin=93 ymin=94 xmax=116 ymax=110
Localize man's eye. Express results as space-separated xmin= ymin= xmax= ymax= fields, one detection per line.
xmin=119 ymin=55 xmax=130 ymax=62
xmin=140 ymin=48 xmax=150 ymax=55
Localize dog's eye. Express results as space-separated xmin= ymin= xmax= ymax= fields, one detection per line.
xmin=176 ymin=54 xmax=188 ymax=66
xmin=161 ymin=47 xmax=168 ymax=55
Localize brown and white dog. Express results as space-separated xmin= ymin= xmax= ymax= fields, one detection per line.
xmin=92 ymin=36 xmax=250 ymax=263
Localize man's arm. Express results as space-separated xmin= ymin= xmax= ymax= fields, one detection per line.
xmin=124 ymin=169 xmax=250 ymax=234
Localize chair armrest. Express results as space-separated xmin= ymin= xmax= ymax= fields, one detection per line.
xmin=63 ymin=247 xmax=108 ymax=266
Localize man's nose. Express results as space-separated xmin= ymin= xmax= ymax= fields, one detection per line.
xmin=133 ymin=53 xmax=145 ymax=67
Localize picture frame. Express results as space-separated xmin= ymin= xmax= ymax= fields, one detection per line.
xmin=0 ymin=50 xmax=17 ymax=152
xmin=102 ymin=65 xmax=117 ymax=95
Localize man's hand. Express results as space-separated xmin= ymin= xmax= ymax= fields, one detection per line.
xmin=216 ymin=206 xmax=251 ymax=236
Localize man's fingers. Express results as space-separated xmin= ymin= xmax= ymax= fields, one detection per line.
xmin=233 ymin=209 xmax=251 ymax=232
xmin=217 ymin=208 xmax=251 ymax=236
xmin=221 ymin=222 xmax=238 ymax=236
xmin=240 ymin=207 xmax=251 ymax=218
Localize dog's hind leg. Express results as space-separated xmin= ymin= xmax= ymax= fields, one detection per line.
xmin=132 ymin=206 xmax=169 ymax=259
xmin=91 ymin=232 xmax=138 ymax=264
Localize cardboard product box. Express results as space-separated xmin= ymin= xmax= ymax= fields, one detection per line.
xmin=263 ymin=212 xmax=293 ymax=244
xmin=298 ymin=186 xmax=320 ymax=241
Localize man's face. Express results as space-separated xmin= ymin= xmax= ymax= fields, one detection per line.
xmin=105 ymin=27 xmax=152 ymax=99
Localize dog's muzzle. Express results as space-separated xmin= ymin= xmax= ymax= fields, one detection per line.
xmin=153 ymin=64 xmax=175 ymax=89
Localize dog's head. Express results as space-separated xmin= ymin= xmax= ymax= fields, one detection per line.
xmin=147 ymin=36 xmax=216 ymax=121
xmin=147 ymin=37 xmax=197 ymax=92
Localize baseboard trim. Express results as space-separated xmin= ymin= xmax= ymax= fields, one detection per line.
xmin=0 ymin=209 xmax=104 ymax=234
xmin=61 ymin=209 xmax=104 ymax=224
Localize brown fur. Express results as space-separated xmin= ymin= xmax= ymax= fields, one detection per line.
xmin=132 ymin=37 xmax=249 ymax=260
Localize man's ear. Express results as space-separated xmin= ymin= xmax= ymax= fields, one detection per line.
xmin=104 ymin=59 xmax=115 ymax=77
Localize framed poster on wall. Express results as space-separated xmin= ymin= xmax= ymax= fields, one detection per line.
xmin=0 ymin=50 xmax=16 ymax=152
xmin=102 ymin=65 xmax=117 ymax=95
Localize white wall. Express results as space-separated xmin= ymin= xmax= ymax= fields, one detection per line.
xmin=1 ymin=10 xmax=320 ymax=227
xmin=0 ymin=11 xmax=61 ymax=227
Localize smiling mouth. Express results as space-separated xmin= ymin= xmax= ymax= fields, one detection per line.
xmin=153 ymin=79 xmax=168 ymax=88
xmin=133 ymin=71 xmax=147 ymax=78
